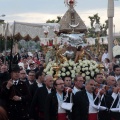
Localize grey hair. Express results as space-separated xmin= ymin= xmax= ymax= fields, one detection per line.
xmin=106 ymin=75 xmax=116 ymax=81
xmin=85 ymin=79 xmax=95 ymax=85
xmin=44 ymin=75 xmax=53 ymax=81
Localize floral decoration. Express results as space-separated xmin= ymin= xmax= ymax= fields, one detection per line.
xmin=44 ymin=59 xmax=100 ymax=80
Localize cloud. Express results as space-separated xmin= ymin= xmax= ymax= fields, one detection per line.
xmin=5 ymin=13 xmax=61 ymax=23
xmin=78 ymin=6 xmax=120 ymax=32
xmin=4 ymin=7 xmax=120 ymax=32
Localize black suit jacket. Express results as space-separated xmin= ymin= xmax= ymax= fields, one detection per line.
xmin=72 ymin=90 xmax=99 ymax=120
xmin=0 ymin=80 xmax=30 ymax=120
xmin=29 ymin=81 xmax=45 ymax=99
xmin=30 ymin=86 xmax=51 ymax=120
xmin=110 ymin=95 xmax=120 ymax=120
xmin=98 ymin=94 xmax=113 ymax=120
xmin=44 ymin=91 xmax=71 ymax=120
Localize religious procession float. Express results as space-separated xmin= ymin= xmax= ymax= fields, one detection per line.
xmin=43 ymin=0 xmax=105 ymax=81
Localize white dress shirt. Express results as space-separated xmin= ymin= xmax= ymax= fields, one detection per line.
xmin=115 ymin=75 xmax=120 ymax=81
xmin=29 ymin=81 xmax=34 ymax=85
xmin=46 ymin=87 xmax=51 ymax=94
xmin=13 ymin=80 xmax=19 ymax=85
xmin=112 ymin=92 xmax=120 ymax=108
xmin=36 ymin=81 xmax=43 ymax=88
xmin=56 ymin=92 xmax=66 ymax=113
xmin=86 ymin=91 xmax=98 ymax=113
xmin=72 ymin=86 xmax=81 ymax=95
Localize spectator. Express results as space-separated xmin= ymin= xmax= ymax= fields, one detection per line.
xmin=113 ymin=65 xmax=120 ymax=81
xmin=101 ymin=49 xmax=109 ymax=63
xmin=64 ymin=76 xmax=72 ymax=88
xmin=0 ymin=64 xmax=10 ymax=88
xmin=0 ymin=64 xmax=30 ymax=120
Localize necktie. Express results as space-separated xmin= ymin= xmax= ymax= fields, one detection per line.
xmin=14 ymin=81 xmax=17 ymax=85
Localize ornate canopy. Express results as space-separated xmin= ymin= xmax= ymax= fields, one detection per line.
xmin=0 ymin=22 xmax=59 ymax=41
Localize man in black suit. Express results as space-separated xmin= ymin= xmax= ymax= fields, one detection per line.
xmin=26 ymin=70 xmax=36 ymax=87
xmin=30 ymin=75 xmax=54 ymax=120
xmin=109 ymin=79 xmax=120 ymax=120
xmin=29 ymin=71 xmax=45 ymax=99
xmin=19 ymin=69 xmax=28 ymax=82
xmin=0 ymin=64 xmax=31 ymax=120
xmin=73 ymin=79 xmax=113 ymax=120
xmin=72 ymin=75 xmax=85 ymax=95
xmin=73 ymin=79 xmax=99 ymax=120
xmin=44 ymin=78 xmax=72 ymax=120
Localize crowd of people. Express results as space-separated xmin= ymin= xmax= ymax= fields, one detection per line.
xmin=0 ymin=45 xmax=120 ymax=120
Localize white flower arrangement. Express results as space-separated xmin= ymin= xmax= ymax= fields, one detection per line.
xmin=44 ymin=59 xmax=100 ymax=80
xmin=75 ymin=60 xmax=100 ymax=80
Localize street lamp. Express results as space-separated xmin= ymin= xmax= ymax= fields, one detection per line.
xmin=107 ymin=0 xmax=114 ymax=61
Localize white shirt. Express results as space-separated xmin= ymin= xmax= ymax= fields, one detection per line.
xmin=13 ymin=80 xmax=19 ymax=85
xmin=104 ymin=63 xmax=109 ymax=69
xmin=115 ymin=75 xmax=120 ymax=81
xmin=86 ymin=91 xmax=98 ymax=113
xmin=101 ymin=53 xmax=109 ymax=62
xmin=36 ymin=81 xmax=43 ymax=88
xmin=29 ymin=81 xmax=34 ymax=85
xmin=46 ymin=87 xmax=51 ymax=94
xmin=56 ymin=92 xmax=66 ymax=113
xmin=72 ymin=86 xmax=81 ymax=95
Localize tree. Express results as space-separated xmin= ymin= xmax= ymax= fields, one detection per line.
xmin=0 ymin=38 xmax=12 ymax=52
xmin=46 ymin=16 xmax=62 ymax=23
xmin=88 ymin=13 xmax=108 ymax=37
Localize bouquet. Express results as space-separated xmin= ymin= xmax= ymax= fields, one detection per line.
xmin=44 ymin=59 xmax=100 ymax=80
xmin=75 ymin=60 xmax=99 ymax=80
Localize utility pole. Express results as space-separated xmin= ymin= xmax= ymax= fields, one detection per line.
xmin=107 ymin=0 xmax=114 ymax=61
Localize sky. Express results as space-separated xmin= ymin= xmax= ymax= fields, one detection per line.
xmin=0 ymin=0 xmax=120 ymax=32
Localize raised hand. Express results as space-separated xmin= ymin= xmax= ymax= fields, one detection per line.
xmin=6 ymin=79 xmax=13 ymax=89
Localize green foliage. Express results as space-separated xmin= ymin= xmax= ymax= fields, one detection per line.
xmin=87 ymin=13 xmax=108 ymax=37
xmin=0 ymin=38 xmax=12 ymax=52
xmin=46 ymin=16 xmax=62 ymax=23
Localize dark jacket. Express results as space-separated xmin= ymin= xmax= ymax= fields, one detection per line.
xmin=98 ymin=94 xmax=113 ymax=120
xmin=0 ymin=72 xmax=10 ymax=88
xmin=72 ymin=90 xmax=99 ymax=120
xmin=0 ymin=80 xmax=31 ymax=120
xmin=44 ymin=91 xmax=72 ymax=120
xmin=110 ymin=95 xmax=120 ymax=120
xmin=30 ymin=86 xmax=51 ymax=120
xmin=29 ymin=81 xmax=45 ymax=99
